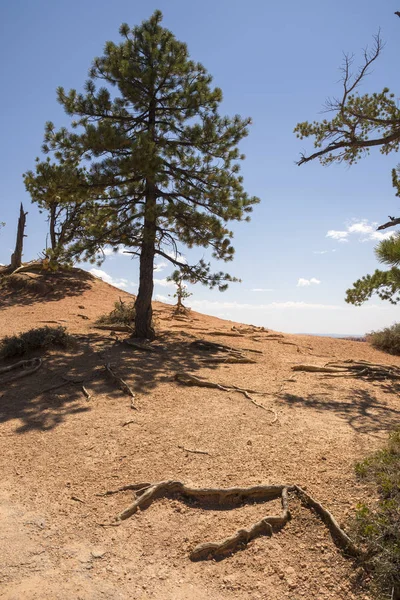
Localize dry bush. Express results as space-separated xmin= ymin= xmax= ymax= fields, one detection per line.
xmin=95 ymin=298 xmax=136 ymax=327
xmin=368 ymin=323 xmax=400 ymax=355
xmin=0 ymin=326 xmax=73 ymax=358
xmin=1 ymin=273 xmax=50 ymax=295
xmin=353 ymin=429 xmax=400 ymax=599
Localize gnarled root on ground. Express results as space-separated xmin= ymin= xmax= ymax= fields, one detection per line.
xmin=105 ymin=363 xmax=136 ymax=407
xmin=0 ymin=357 xmax=42 ymax=383
xmin=293 ymin=359 xmax=400 ymax=380
xmin=101 ymin=480 xmax=359 ymax=561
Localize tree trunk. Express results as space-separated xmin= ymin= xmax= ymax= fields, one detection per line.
xmin=10 ymin=203 xmax=27 ymax=271
xmin=134 ymin=184 xmax=156 ymax=339
xmin=49 ymin=203 xmax=57 ymax=251
xmin=134 ymin=93 xmax=157 ymax=339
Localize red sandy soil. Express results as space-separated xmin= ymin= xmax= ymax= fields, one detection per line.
xmin=0 ymin=269 xmax=399 ymax=599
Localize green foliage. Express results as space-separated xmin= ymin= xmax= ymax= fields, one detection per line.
xmin=346 ymin=234 xmax=400 ymax=306
xmin=294 ymin=35 xmax=400 ymax=167
xmin=367 ymin=323 xmax=400 ymax=355
xmin=32 ymin=10 xmax=259 ymax=294
xmin=0 ymin=326 xmax=73 ymax=358
xmin=95 ymin=299 xmax=136 ymax=326
xmin=167 ymin=269 xmax=193 ymax=309
xmin=346 ymin=268 xmax=400 ymax=305
xmin=353 ymin=429 xmax=400 ymax=598
xmin=23 ymin=155 xmax=93 ymax=264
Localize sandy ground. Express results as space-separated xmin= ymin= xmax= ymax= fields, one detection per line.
xmin=1 ymin=270 xmax=399 ymax=599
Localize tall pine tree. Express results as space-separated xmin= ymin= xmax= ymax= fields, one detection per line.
xmin=32 ymin=10 xmax=259 ymax=338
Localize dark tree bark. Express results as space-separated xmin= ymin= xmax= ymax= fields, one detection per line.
xmin=49 ymin=203 xmax=57 ymax=251
xmin=134 ymin=182 xmax=156 ymax=339
xmin=134 ymin=95 xmax=157 ymax=339
xmin=10 ymin=203 xmax=27 ymax=271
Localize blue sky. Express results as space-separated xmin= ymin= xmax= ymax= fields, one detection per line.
xmin=1 ymin=1 xmax=399 ymax=334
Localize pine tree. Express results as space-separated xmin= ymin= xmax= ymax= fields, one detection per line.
xmin=346 ymin=234 xmax=400 ymax=305
xmin=24 ymin=156 xmax=91 ymax=264
xmin=294 ymin=19 xmax=400 ymax=306
xmin=34 ymin=10 xmax=259 ymax=338
xmin=167 ymin=269 xmax=193 ymax=312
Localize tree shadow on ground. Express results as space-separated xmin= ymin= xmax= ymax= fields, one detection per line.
xmin=281 ymin=388 xmax=400 ymax=436
xmin=0 ymin=331 xmax=222 ymax=433
xmin=0 ymin=270 xmax=93 ymax=308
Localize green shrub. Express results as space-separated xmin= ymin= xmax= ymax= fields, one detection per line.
xmin=95 ymin=298 xmax=135 ymax=327
xmin=353 ymin=429 xmax=400 ymax=599
xmin=0 ymin=326 xmax=73 ymax=358
xmin=368 ymin=322 xmax=400 ymax=355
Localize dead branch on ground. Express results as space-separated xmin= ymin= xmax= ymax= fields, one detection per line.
xmin=105 ymin=363 xmax=137 ymax=407
xmin=101 ymin=480 xmax=359 ymax=561
xmin=0 ymin=358 xmax=42 ymax=383
xmin=81 ymin=385 xmax=91 ymax=400
xmin=178 ymin=445 xmax=211 ymax=456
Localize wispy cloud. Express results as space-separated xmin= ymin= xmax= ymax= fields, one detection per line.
xmin=327 ymin=220 xmax=396 ymax=243
xmin=154 ymin=277 xmax=175 ymax=288
xmin=250 ymin=288 xmax=274 ymax=292
xmin=89 ymin=268 xmax=135 ymax=290
xmin=154 ymin=261 xmax=167 ymax=273
xmin=326 ymin=230 xmax=349 ymax=242
xmin=313 ymin=250 xmax=336 ymax=255
xmin=297 ymin=277 xmax=321 ymax=287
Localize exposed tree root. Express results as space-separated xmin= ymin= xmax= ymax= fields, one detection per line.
xmin=293 ymin=359 xmax=400 ymax=380
xmin=201 ymin=356 xmax=256 ymax=364
xmin=0 ymin=358 xmax=42 ymax=383
xmin=174 ymin=372 xmax=261 ymax=396
xmin=102 ymin=480 xmax=359 ymax=561
xmin=293 ymin=365 xmax=343 ymax=373
xmin=173 ymin=372 xmax=277 ymax=420
xmin=105 ymin=363 xmax=137 ymax=407
xmin=123 ymin=339 xmax=160 ymax=353
xmin=232 ymin=325 xmax=269 ymax=334
xmin=190 ymin=339 xmax=263 ymax=355
xmin=206 ymin=331 xmax=245 ymax=338
xmin=93 ymin=324 xmax=134 ymax=333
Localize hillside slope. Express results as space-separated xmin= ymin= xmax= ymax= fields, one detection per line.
xmin=1 ymin=269 xmax=399 ymax=599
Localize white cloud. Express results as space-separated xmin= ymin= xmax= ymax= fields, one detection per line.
xmin=154 ymin=277 xmax=175 ymax=288
xmin=89 ymin=268 xmax=135 ymax=290
xmin=326 ymin=230 xmax=348 ymax=240
xmin=251 ymin=288 xmax=274 ymax=292
xmin=327 ymin=220 xmax=397 ymax=244
xmin=313 ymin=249 xmax=337 ymax=254
xmin=297 ymin=277 xmax=321 ymax=287
xmin=154 ymin=261 xmax=167 ymax=273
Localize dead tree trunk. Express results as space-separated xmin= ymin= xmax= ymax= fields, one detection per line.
xmin=10 ymin=203 xmax=27 ymax=271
